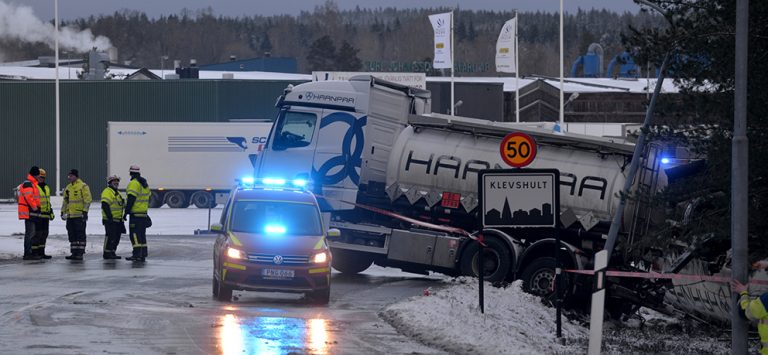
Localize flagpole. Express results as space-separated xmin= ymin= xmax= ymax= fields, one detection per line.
xmin=450 ymin=10 xmax=455 ymax=117
xmin=515 ymin=11 xmax=520 ymax=123
xmin=55 ymin=0 xmax=61 ymax=195
xmin=559 ymin=0 xmax=564 ymax=131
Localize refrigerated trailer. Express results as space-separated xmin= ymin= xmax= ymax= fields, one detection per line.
xmin=108 ymin=121 xmax=272 ymax=208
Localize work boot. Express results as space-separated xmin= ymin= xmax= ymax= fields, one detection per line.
xmin=39 ymin=248 xmax=52 ymax=259
xmin=65 ymin=255 xmax=83 ymax=260
xmin=22 ymin=254 xmax=42 ymax=260
xmin=103 ymin=254 xmax=122 ymax=260
xmin=125 ymin=256 xmax=145 ymax=262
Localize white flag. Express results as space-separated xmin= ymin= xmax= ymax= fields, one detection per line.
xmin=429 ymin=12 xmax=452 ymax=69
xmin=495 ymin=18 xmax=517 ymax=73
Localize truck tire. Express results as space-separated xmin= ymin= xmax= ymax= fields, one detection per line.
xmin=331 ymin=248 xmax=373 ymax=274
xmin=191 ymin=191 xmax=216 ymax=209
xmin=520 ymin=257 xmax=570 ymax=301
xmin=459 ymin=237 xmax=511 ymax=283
xmin=165 ymin=191 xmax=189 ymax=208
xmin=149 ymin=191 xmax=163 ymax=208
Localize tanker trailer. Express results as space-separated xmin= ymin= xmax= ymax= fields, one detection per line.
xmin=254 ymin=76 xmax=669 ymax=311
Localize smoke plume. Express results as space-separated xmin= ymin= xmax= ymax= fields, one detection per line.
xmin=0 ymin=1 xmax=112 ymax=52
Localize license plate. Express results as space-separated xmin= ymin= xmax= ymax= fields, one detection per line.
xmin=262 ymin=269 xmax=294 ymax=279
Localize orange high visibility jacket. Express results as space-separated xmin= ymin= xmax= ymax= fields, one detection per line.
xmin=18 ymin=174 xmax=41 ymax=220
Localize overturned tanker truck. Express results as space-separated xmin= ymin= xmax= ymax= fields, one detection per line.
xmin=254 ymin=75 xmax=756 ymax=321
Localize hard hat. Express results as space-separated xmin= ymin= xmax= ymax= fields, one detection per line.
xmin=39 ymin=168 xmax=47 ymax=178
xmin=107 ymin=175 xmax=120 ymax=183
xmin=129 ymin=165 xmax=140 ymax=173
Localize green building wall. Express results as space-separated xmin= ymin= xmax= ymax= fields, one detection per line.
xmin=0 ymin=79 xmax=306 ymax=198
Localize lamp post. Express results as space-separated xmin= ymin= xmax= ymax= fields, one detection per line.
xmin=54 ymin=0 xmax=61 ymax=195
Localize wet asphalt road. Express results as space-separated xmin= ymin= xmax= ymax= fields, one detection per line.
xmin=0 ymin=235 xmax=447 ymax=354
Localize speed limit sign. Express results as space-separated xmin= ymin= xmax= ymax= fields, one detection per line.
xmin=500 ymin=132 xmax=537 ymax=167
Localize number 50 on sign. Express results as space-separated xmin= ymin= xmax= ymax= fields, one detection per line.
xmin=500 ymin=132 xmax=537 ymax=168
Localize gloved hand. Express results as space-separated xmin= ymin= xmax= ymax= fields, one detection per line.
xmin=123 ymin=213 xmax=128 ymax=221
xmin=61 ymin=213 xmax=68 ymax=221
xmin=83 ymin=212 xmax=88 ymax=221
xmin=49 ymin=212 xmax=55 ymax=221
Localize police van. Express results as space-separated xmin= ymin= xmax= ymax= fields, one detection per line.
xmin=211 ymin=178 xmax=335 ymax=304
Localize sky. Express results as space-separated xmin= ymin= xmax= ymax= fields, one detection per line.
xmin=18 ymin=0 xmax=642 ymax=21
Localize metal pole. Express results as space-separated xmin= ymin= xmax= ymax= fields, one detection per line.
xmin=515 ymin=11 xmax=520 ymax=123
xmin=558 ymin=0 xmax=564 ymax=130
xmin=55 ymin=0 xmax=61 ymax=196
xmin=450 ymin=10 xmax=455 ymax=117
xmin=603 ymin=52 xmax=669 ymax=260
xmin=555 ymin=227 xmax=562 ymax=338
xmin=732 ymin=0 xmax=749 ymax=352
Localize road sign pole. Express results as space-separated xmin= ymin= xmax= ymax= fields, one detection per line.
xmin=555 ymin=227 xmax=562 ymax=338
xmin=479 ymin=238 xmax=485 ymax=314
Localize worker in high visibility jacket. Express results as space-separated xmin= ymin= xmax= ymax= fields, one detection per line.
xmin=18 ymin=166 xmax=42 ymax=260
xmin=62 ymin=169 xmax=92 ymax=260
xmin=33 ymin=168 xmax=54 ymax=259
xmin=124 ymin=165 xmax=151 ymax=262
xmin=101 ymin=175 xmax=125 ymax=259
xmin=732 ymin=260 xmax=768 ymax=355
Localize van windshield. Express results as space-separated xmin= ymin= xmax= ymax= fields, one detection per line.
xmin=230 ymin=200 xmax=322 ymax=236
xmin=271 ymin=111 xmax=317 ymax=150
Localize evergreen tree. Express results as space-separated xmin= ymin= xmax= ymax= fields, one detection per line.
xmin=336 ymin=40 xmax=362 ymax=71
xmin=306 ymin=35 xmax=337 ymax=71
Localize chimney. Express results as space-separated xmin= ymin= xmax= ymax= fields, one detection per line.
xmin=230 ymin=55 xmax=237 ymax=62
xmin=264 ymin=51 xmax=271 ymax=58
xmin=190 ymin=59 xmax=197 ymax=67
xmin=174 ymin=60 xmax=181 ymax=69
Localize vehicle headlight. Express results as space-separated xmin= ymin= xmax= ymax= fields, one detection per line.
xmin=227 ymin=247 xmax=244 ymax=260
xmin=313 ymin=252 xmax=328 ymax=264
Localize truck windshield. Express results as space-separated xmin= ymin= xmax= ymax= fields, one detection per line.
xmin=229 ymin=200 xmax=323 ymax=236
xmin=271 ymin=111 xmax=317 ymax=150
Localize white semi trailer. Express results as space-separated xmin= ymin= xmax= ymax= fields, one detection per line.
xmin=108 ymin=121 xmax=272 ymax=208
xmin=253 ymin=76 xmax=677 ymax=317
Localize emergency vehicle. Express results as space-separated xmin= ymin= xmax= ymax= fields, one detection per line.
xmin=211 ymin=178 xmax=335 ymax=304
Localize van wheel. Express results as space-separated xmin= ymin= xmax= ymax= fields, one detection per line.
xmin=216 ymin=281 xmax=233 ymax=302
xmin=309 ymin=288 xmax=330 ymax=305
xmin=459 ymin=237 xmax=511 ymax=283
xmin=331 ymin=249 xmax=373 ymax=274
xmin=165 ymin=191 xmax=189 ymax=208
xmin=149 ymin=191 xmax=163 ymax=208
xmin=212 ymin=277 xmax=219 ymax=297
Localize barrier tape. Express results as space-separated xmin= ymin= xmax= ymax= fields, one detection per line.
xmin=565 ymin=268 xmax=768 ymax=286
xmin=314 ymin=194 xmax=486 ymax=246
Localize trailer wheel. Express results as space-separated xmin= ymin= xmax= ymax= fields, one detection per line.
xmin=191 ymin=191 xmax=216 ymax=209
xmin=331 ymin=248 xmax=373 ymax=274
xmin=149 ymin=191 xmax=163 ymax=208
xmin=459 ymin=237 xmax=511 ymax=283
xmin=165 ymin=191 xmax=189 ymax=208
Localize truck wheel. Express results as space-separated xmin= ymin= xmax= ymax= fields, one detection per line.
xmin=520 ymin=257 xmax=570 ymax=300
xmin=191 ymin=191 xmax=215 ymax=209
xmin=331 ymin=248 xmax=373 ymax=274
xmin=149 ymin=191 xmax=163 ymax=208
xmin=165 ymin=191 xmax=189 ymax=208
xmin=459 ymin=237 xmax=511 ymax=283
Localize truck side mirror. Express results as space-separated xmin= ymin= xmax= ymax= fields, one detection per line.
xmin=327 ymin=228 xmax=340 ymax=238
xmin=211 ymin=223 xmax=224 ymax=234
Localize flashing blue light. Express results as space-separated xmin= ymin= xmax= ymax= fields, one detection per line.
xmin=292 ymin=179 xmax=308 ymax=187
xmin=262 ymin=178 xmax=286 ymax=186
xmin=264 ymin=224 xmax=286 ymax=235
xmin=661 ymin=158 xmax=671 ymax=164
xmin=241 ymin=176 xmax=255 ymax=184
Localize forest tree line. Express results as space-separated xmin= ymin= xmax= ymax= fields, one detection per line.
xmin=0 ymin=1 xmax=665 ymax=77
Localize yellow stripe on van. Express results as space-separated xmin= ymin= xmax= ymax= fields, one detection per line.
xmin=309 ymin=267 xmax=330 ymax=274
xmin=313 ymin=238 xmax=325 ymax=250
xmin=223 ymin=262 xmax=246 ymax=270
xmin=227 ymin=232 xmax=243 ymax=247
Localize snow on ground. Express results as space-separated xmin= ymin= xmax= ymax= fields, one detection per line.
xmin=0 ymin=200 xmax=737 ymax=354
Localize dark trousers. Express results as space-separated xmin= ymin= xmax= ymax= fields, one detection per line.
xmin=23 ymin=219 xmax=37 ymax=256
xmin=33 ymin=218 xmax=50 ymax=256
xmin=103 ymin=221 xmax=122 ymax=256
xmin=66 ymin=218 xmax=87 ymax=256
xmin=129 ymin=216 xmax=149 ymax=258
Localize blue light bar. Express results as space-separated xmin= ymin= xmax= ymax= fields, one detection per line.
xmin=241 ymin=176 xmax=255 ymax=184
xmin=661 ymin=158 xmax=671 ymax=164
xmin=292 ymin=179 xmax=307 ymax=187
xmin=262 ymin=178 xmax=286 ymax=186
xmin=264 ymin=224 xmax=286 ymax=235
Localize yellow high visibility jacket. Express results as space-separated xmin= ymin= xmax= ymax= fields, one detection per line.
xmin=62 ymin=179 xmax=92 ymax=218
xmin=101 ymin=186 xmax=124 ymax=221
xmin=740 ymin=291 xmax=768 ymax=355
xmin=126 ymin=178 xmax=150 ymax=216
xmin=38 ymin=183 xmax=54 ymax=220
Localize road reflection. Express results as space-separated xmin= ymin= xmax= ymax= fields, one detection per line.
xmin=218 ymin=313 xmax=331 ymax=354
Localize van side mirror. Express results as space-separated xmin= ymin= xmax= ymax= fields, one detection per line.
xmin=211 ymin=223 xmax=224 ymax=234
xmin=327 ymin=228 xmax=341 ymax=238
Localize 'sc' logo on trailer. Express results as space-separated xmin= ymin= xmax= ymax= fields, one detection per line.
xmin=313 ymin=112 xmax=367 ymax=185
xmin=500 ymin=132 xmax=537 ymax=168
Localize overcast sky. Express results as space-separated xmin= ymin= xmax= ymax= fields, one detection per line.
xmin=17 ymin=0 xmax=641 ymax=21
